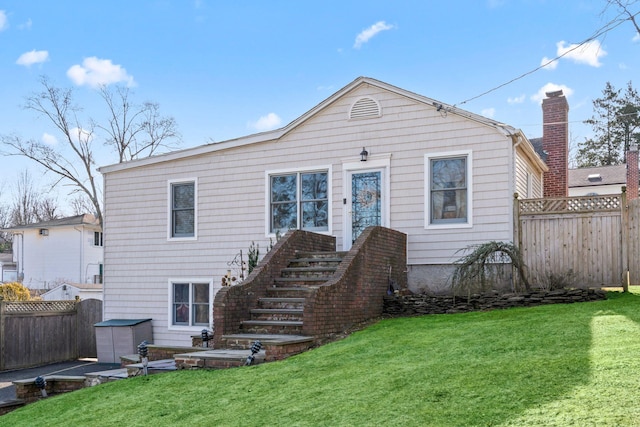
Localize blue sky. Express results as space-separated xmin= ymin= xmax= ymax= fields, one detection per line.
xmin=0 ymin=0 xmax=639 ymax=211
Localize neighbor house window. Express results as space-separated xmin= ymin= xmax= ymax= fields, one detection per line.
xmin=171 ymin=281 xmax=210 ymax=327
xmin=94 ymin=231 xmax=103 ymax=247
xmin=426 ymin=151 xmax=472 ymax=227
xmin=269 ymin=170 xmax=329 ymax=234
xmin=169 ymin=180 xmax=196 ymax=239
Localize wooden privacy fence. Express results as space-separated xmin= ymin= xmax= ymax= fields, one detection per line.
xmin=0 ymin=299 xmax=102 ymax=371
xmin=514 ymin=192 xmax=640 ymax=288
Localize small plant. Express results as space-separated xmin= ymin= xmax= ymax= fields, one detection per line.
xmin=450 ymin=241 xmax=530 ymax=296
xmin=0 ymin=282 xmax=32 ymax=301
xmin=247 ymin=241 xmax=260 ymax=275
xmin=539 ymin=270 xmax=577 ymax=291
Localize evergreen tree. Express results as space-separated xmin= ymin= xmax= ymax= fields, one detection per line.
xmin=577 ymin=81 xmax=640 ymax=167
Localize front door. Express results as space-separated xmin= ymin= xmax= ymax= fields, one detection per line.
xmin=347 ymin=169 xmax=383 ymax=247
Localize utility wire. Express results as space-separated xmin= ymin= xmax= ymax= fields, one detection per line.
xmin=454 ymin=10 xmax=636 ymax=107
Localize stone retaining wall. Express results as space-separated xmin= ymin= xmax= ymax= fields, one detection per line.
xmin=383 ymin=288 xmax=607 ymax=317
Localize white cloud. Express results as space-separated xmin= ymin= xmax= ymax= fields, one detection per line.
xmin=0 ymin=10 xmax=7 ymax=31
xmin=555 ymin=40 xmax=606 ymax=67
xmin=633 ymin=32 xmax=640 ymax=42
xmin=16 ymin=50 xmax=49 ymax=67
xmin=481 ymin=108 xmax=496 ymax=118
xmin=249 ymin=113 xmax=282 ymax=132
xmin=67 ymin=57 xmax=135 ymax=88
xmin=353 ymin=21 xmax=394 ymax=49
xmin=540 ymin=56 xmax=558 ymax=70
xmin=69 ymin=127 xmax=93 ymax=144
xmin=18 ymin=18 xmax=32 ymax=30
xmin=41 ymin=133 xmax=57 ymax=146
xmin=507 ymin=94 xmax=526 ymax=104
xmin=531 ymin=83 xmax=574 ymax=103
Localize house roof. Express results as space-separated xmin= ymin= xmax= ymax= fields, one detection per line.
xmin=568 ymin=164 xmax=626 ymax=188
xmin=1 ymin=214 xmax=100 ymax=232
xmin=99 ymin=76 xmax=545 ymax=174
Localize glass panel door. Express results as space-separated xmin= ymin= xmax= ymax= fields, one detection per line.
xmin=350 ymin=170 xmax=382 ymax=244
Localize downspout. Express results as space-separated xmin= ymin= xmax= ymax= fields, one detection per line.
xmin=74 ymin=226 xmax=85 ymax=283
xmin=15 ymin=232 xmax=24 ymax=282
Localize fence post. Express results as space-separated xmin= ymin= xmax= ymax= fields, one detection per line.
xmin=513 ymin=193 xmax=520 ymax=249
xmin=0 ymin=301 xmax=4 ymax=370
xmin=621 ymin=187 xmax=629 ymax=292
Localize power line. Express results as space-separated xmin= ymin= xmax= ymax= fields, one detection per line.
xmin=454 ymin=10 xmax=635 ymax=107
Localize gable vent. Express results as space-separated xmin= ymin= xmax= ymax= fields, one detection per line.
xmin=349 ymin=97 xmax=381 ymax=120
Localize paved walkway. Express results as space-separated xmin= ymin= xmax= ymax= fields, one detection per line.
xmin=0 ymin=359 xmax=121 ymax=401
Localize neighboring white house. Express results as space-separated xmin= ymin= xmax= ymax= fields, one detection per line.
xmin=40 ymin=282 xmax=103 ymax=301
xmin=2 ymin=214 xmax=103 ymax=290
xmin=98 ymin=77 xmax=548 ymax=347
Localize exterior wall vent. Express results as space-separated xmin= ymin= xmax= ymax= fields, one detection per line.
xmin=349 ymin=97 xmax=381 ymax=120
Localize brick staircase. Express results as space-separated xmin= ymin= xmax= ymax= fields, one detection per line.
xmin=174 ymin=251 xmax=347 ymax=369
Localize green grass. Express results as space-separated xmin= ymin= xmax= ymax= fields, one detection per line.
xmin=6 ymin=288 xmax=640 ymax=426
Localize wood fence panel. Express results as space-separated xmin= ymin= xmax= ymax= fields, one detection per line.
xmin=0 ymin=300 xmax=102 ymax=371
xmin=517 ymin=195 xmax=624 ymax=287
xmin=628 ymin=198 xmax=640 ymax=284
xmin=77 ymin=299 xmax=102 ymax=358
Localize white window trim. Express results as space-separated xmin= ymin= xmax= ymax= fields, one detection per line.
xmin=342 ymin=155 xmax=391 ymax=248
xmin=264 ymin=165 xmax=333 ymax=237
xmin=425 ymin=150 xmax=473 ymax=229
xmin=167 ymin=278 xmax=213 ymax=332
xmin=167 ymin=178 xmax=198 ymax=241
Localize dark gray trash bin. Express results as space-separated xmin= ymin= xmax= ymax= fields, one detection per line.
xmin=95 ymin=319 xmax=153 ymax=363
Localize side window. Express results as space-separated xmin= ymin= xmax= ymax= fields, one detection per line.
xmin=94 ymin=231 xmax=103 ymax=247
xmin=426 ymin=151 xmax=472 ymax=228
xmin=170 ymin=281 xmax=211 ymax=328
xmin=169 ymin=180 xmax=196 ymax=239
xmin=269 ymin=170 xmax=329 ymax=234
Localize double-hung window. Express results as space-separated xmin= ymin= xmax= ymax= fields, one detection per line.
xmin=426 ymin=151 xmax=472 ymax=227
xmin=169 ymin=180 xmax=196 ymax=239
xmin=269 ymin=170 xmax=329 ymax=234
xmin=170 ymin=281 xmax=211 ymax=328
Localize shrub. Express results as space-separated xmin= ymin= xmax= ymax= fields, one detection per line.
xmin=0 ymin=282 xmax=32 ymax=301
xmin=451 ymin=241 xmax=530 ymax=296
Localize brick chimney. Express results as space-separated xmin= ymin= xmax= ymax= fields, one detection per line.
xmin=627 ymin=144 xmax=639 ymax=200
xmin=542 ymin=90 xmax=569 ymax=198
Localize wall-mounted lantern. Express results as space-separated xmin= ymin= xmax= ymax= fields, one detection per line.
xmin=360 ymin=147 xmax=369 ymax=162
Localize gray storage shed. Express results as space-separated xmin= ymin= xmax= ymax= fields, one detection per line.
xmin=95 ymin=318 xmax=153 ymax=363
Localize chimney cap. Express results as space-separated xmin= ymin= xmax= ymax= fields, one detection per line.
xmin=545 ymin=90 xmax=564 ymax=98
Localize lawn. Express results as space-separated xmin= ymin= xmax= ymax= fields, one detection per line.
xmin=5 ymin=288 xmax=640 ymax=426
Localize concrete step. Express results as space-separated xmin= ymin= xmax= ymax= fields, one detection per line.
xmin=174 ymin=349 xmax=266 ymax=369
xmin=280 ymin=266 xmax=338 ymax=278
xmin=265 ymin=287 xmax=313 ymax=299
xmin=274 ymin=277 xmax=327 ymax=286
xmin=241 ymin=319 xmax=303 ymax=335
xmin=220 ymin=333 xmax=315 ymax=360
xmin=259 ymin=297 xmax=306 ymax=309
xmin=250 ymin=308 xmax=304 ymax=321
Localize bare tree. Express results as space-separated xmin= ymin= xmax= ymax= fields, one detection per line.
xmin=0 ymin=181 xmax=11 ymax=251
xmin=10 ymin=170 xmax=59 ymax=226
xmin=97 ymin=85 xmax=180 ymax=163
xmin=604 ymin=0 xmax=640 ymax=35
xmin=69 ymin=194 xmax=95 ymax=216
xmin=1 ymin=76 xmax=181 ymax=226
